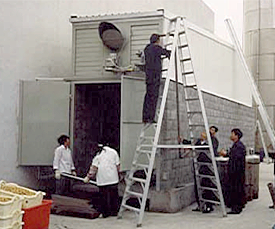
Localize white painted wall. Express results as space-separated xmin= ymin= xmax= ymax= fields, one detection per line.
xmin=0 ymin=0 xmax=214 ymax=187
xmin=186 ymin=22 xmax=252 ymax=106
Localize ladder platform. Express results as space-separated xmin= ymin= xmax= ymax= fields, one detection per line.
xmin=155 ymin=144 xmax=210 ymax=149
xmin=122 ymin=204 xmax=141 ymax=212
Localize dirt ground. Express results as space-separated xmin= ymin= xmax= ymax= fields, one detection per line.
xmin=49 ymin=162 xmax=275 ymax=229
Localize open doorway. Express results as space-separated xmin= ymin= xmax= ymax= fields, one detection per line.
xmin=73 ymin=83 xmax=121 ymax=176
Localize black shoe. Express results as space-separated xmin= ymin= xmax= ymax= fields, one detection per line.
xmin=192 ymin=207 xmax=200 ymax=212
xmin=202 ymin=207 xmax=212 ymax=213
xmin=150 ymin=120 xmax=157 ymax=124
xmin=227 ymin=211 xmax=241 ymax=214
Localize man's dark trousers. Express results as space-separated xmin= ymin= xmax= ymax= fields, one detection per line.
xmin=143 ymin=70 xmax=161 ymax=123
xmin=98 ymin=183 xmax=119 ymax=217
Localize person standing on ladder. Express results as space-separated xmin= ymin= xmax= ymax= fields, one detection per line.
xmin=142 ymin=34 xmax=171 ymax=124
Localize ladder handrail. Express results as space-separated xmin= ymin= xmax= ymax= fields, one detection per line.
xmin=225 ymin=19 xmax=275 ymax=151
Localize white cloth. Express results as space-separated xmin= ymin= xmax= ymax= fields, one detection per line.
xmin=92 ymin=146 xmax=120 ymax=186
xmin=53 ymin=145 xmax=75 ymax=173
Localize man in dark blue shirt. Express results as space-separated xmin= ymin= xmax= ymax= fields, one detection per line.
xmin=142 ymin=34 xmax=171 ymax=124
xmin=227 ymin=128 xmax=246 ymax=214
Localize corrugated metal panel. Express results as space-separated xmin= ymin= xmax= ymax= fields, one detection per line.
xmin=130 ymin=24 xmax=159 ymax=64
xmin=75 ymin=28 xmax=104 ymax=76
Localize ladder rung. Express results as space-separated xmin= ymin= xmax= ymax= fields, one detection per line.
xmin=185 ymin=97 xmax=199 ymax=101
xmin=137 ymin=150 xmax=152 ymax=154
xmin=130 ymin=177 xmax=147 ymax=183
xmin=179 ymin=44 xmax=188 ymax=49
xmin=183 ymin=71 xmax=194 ymax=75
xmin=199 ymin=186 xmax=218 ymax=192
xmin=162 ymin=68 xmax=168 ymax=72
xmin=135 ymin=163 xmax=149 ymax=169
xmin=122 ymin=203 xmax=141 ymax=212
xmin=168 ymin=30 xmax=175 ymax=36
xmin=197 ymin=174 xmax=215 ymax=179
xmin=197 ymin=161 xmax=212 ymax=166
xmin=139 ymin=144 xmax=154 ymax=148
xmin=184 ymin=84 xmax=197 ymax=88
xmin=189 ymin=124 xmax=205 ymax=127
xmin=187 ymin=111 xmax=202 ymax=114
xmin=126 ymin=190 xmax=143 ymax=198
xmin=164 ymin=42 xmax=173 ymax=47
xmin=180 ymin=58 xmax=191 ymax=62
xmin=140 ymin=136 xmax=154 ymax=140
xmin=201 ymin=198 xmax=220 ymax=205
xmin=179 ymin=31 xmax=185 ymax=35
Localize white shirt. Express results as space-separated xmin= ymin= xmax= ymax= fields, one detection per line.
xmin=92 ymin=146 xmax=120 ymax=186
xmin=53 ymin=145 xmax=75 ymax=173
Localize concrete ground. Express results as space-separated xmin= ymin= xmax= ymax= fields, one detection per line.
xmin=49 ymin=163 xmax=275 ymax=229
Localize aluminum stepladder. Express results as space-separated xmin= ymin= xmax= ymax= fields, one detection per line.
xmin=225 ymin=19 xmax=275 ymax=154
xmin=177 ymin=19 xmax=227 ymax=216
xmin=117 ymin=17 xmax=182 ymax=227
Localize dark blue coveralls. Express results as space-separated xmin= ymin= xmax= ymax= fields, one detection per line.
xmin=142 ymin=43 xmax=171 ymax=123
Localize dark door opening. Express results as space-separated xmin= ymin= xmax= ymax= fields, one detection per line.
xmin=73 ymin=83 xmax=121 ymax=176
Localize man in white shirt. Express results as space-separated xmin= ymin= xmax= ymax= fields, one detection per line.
xmin=84 ymin=144 xmax=120 ymax=218
xmin=53 ymin=135 xmax=76 ymax=195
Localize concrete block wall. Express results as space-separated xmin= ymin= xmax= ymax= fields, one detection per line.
xmin=158 ymin=80 xmax=255 ymax=191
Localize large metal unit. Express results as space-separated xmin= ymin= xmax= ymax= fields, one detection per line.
xmin=244 ymin=0 xmax=275 ymax=146
xmin=118 ymin=17 xmax=226 ymax=227
xmin=18 ymin=11 xmax=169 ymax=168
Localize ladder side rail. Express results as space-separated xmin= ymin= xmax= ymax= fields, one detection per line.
xmin=225 ymin=19 xmax=275 ymax=150
xmin=182 ymin=19 xmax=227 ymax=217
xmin=176 ymin=32 xmax=204 ymax=210
xmin=176 ymin=28 xmax=195 ymax=141
xmin=257 ymin=120 xmax=270 ymax=161
xmin=176 ymin=21 xmax=205 ymax=210
xmin=136 ymin=17 xmax=182 ymax=227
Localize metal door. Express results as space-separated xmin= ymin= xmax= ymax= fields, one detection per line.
xmin=18 ymin=80 xmax=70 ymax=165
xmin=120 ymin=75 xmax=145 ymax=170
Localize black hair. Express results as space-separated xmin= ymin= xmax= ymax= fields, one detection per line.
xmin=150 ymin=34 xmax=160 ymax=44
xmin=57 ymin=135 xmax=69 ymax=145
xmin=210 ymin=126 xmax=218 ymax=133
xmin=231 ymin=128 xmax=243 ymax=139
